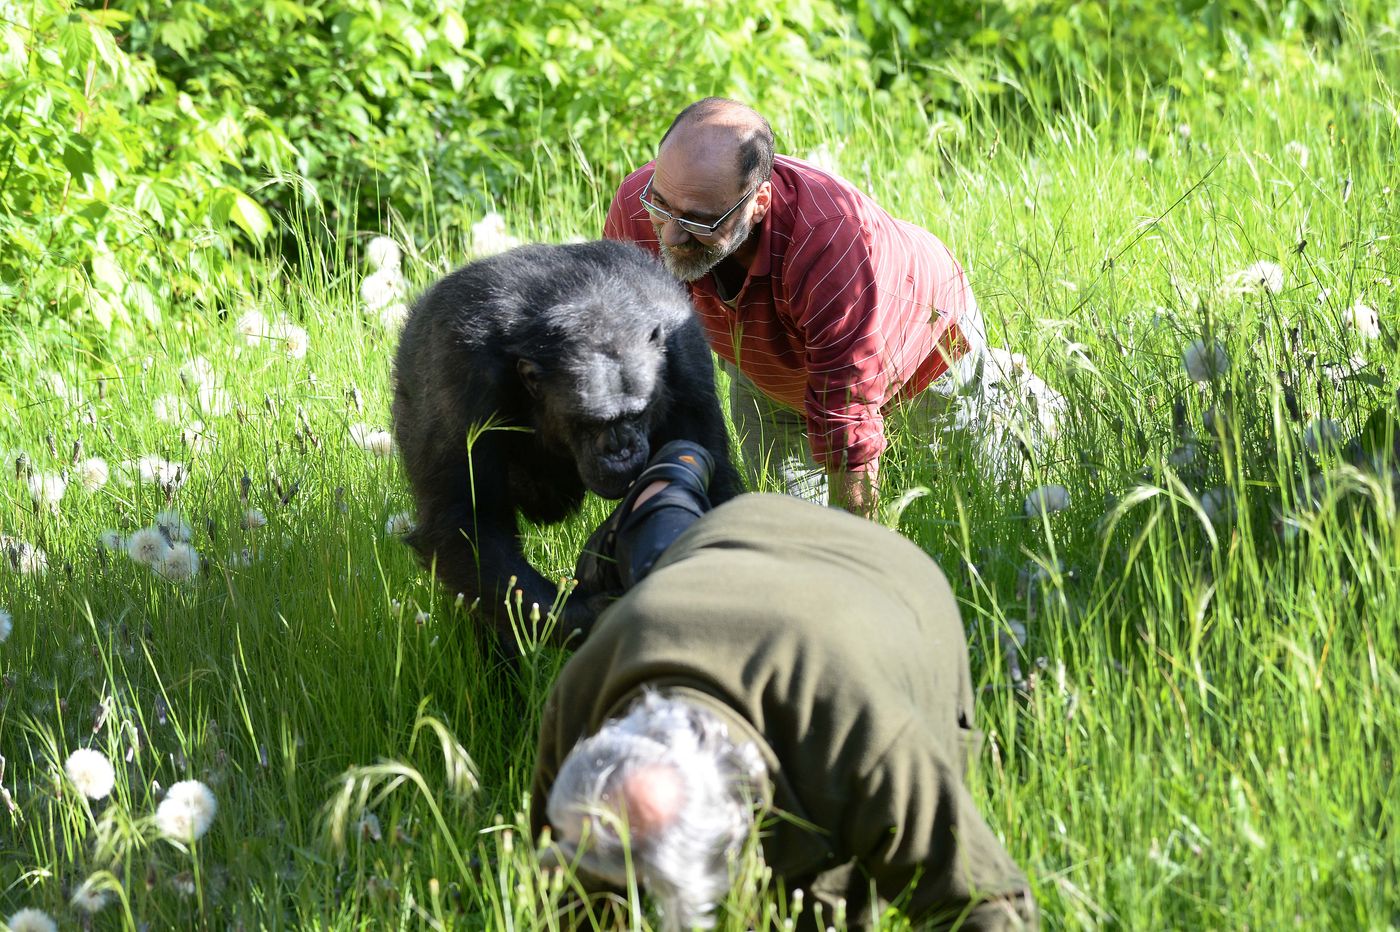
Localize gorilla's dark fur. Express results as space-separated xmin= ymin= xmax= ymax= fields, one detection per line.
xmin=392 ymin=240 xmax=741 ymax=659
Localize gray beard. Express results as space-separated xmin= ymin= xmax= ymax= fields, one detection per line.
xmin=659 ymin=216 xmax=753 ymax=283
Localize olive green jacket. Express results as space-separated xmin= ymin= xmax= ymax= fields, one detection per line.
xmin=532 ymin=494 xmax=1034 ymax=929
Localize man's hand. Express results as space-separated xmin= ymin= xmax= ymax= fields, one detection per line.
xmin=831 ymin=460 xmax=880 ymax=518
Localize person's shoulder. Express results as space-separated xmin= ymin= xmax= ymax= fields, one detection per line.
xmin=769 ymin=155 xmax=875 ymax=257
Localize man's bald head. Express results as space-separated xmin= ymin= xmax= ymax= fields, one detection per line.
xmin=659 ymin=98 xmax=775 ymax=191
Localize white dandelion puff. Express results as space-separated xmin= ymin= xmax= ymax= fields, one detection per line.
xmin=180 ymin=421 xmax=213 ymax=456
xmin=0 ymin=608 xmax=11 ymax=643
xmin=196 ymin=385 xmax=232 ymax=417
xmin=378 ymin=302 xmax=410 ymax=330
xmin=1 ymin=536 xmax=48 ymax=575
xmin=414 ymin=610 xmax=429 ymax=626
xmin=1283 ymin=140 xmax=1310 ymax=169
xmin=1183 ymin=339 xmax=1230 ymax=383
xmin=1342 ymin=302 xmax=1380 ymax=340
xmin=136 ymin=455 xmax=188 ymax=492
xmin=1303 ymin=418 xmax=1343 ymax=454
xmin=99 ymin=530 xmax=124 ymax=552
xmin=152 ymin=394 xmax=191 ymax=424
xmin=178 ymin=356 xmax=217 ymax=388
xmin=1223 ymin=260 xmax=1284 ymax=295
xmin=127 ymin=527 xmax=173 ymax=566
xmin=64 ymin=748 xmax=116 ymax=800
xmin=76 ymin=457 xmax=109 ymax=491
xmin=360 ymin=267 xmax=404 ymax=312
xmin=1024 ymin=484 xmax=1070 ymax=516
xmin=470 ymin=211 xmax=522 ymax=257
xmin=1167 ymin=444 xmax=1199 ymax=469
xmin=241 ymin=509 xmax=268 ymax=530
xmin=1201 ymin=487 xmax=1235 ymax=524
xmin=69 ymin=876 xmax=112 ymax=914
xmin=350 ymin=423 xmax=395 ymax=456
xmin=155 ymin=779 xmax=218 ymax=842
xmin=365 ymin=236 xmax=402 ymax=272
xmin=385 ymin=512 xmax=416 ymax=536
xmin=803 ymin=142 xmax=844 ymax=175
xmin=6 ymin=908 xmax=59 ymax=932
xmin=271 ymin=321 xmax=309 ymax=360
xmin=155 ymin=510 xmax=193 ymax=542
xmin=27 ymin=472 xmax=67 ymax=511
xmin=236 ymin=309 xmax=271 ymax=346
xmin=357 ymin=810 xmax=383 ymax=842
xmin=153 ymin=543 xmax=201 ymax=582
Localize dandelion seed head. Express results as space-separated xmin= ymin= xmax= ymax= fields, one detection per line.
xmin=357 ymin=810 xmax=383 ymax=842
xmin=385 ymin=512 xmax=416 ymax=536
xmin=152 ymin=394 xmax=190 ymax=424
xmin=27 ymin=471 xmax=67 ymax=510
xmin=241 ymin=508 xmax=268 ymax=530
xmin=350 ymin=423 xmax=394 ymax=456
xmin=64 ymin=747 xmax=116 ymax=800
xmin=153 ymin=543 xmax=201 ymax=582
xmin=378 ymin=302 xmax=410 ymax=330
xmin=77 ymin=457 xmax=109 ymax=491
xmin=1167 ymin=444 xmax=1199 ymax=469
xmin=155 ymin=510 xmax=193 ymax=543
xmin=136 ymin=455 xmax=188 ymax=493
xmin=197 ymin=385 xmax=232 ymax=417
xmin=414 ymin=610 xmax=429 ymax=626
xmin=0 ymin=608 xmax=11 ymax=643
xmin=1342 ymin=302 xmax=1380 ymax=340
xmin=127 ymin=527 xmax=173 ymax=566
xmin=1225 ymin=260 xmax=1284 ymax=295
xmin=1024 ymin=485 xmax=1070 ymax=517
xmin=178 ymin=356 xmax=216 ymax=389
xmin=470 ymin=212 xmax=522 ymax=257
xmin=155 ymin=779 xmax=218 ymax=842
xmin=2 ymin=536 xmax=49 ymax=575
xmin=70 ymin=877 xmax=113 ymax=914
xmin=365 ymin=236 xmax=402 ymax=272
xmin=803 ymin=142 xmax=843 ymax=175
xmin=360 ymin=267 xmax=404 ymax=311
xmin=1201 ymin=487 xmax=1235 ymax=523
xmin=269 ymin=321 xmax=309 ymax=360
xmin=236 ymin=309 xmax=271 ymax=346
xmin=99 ymin=530 xmax=124 ymax=552
xmin=1283 ymin=140 xmax=1310 ymax=169
xmin=6 ymin=908 xmax=59 ymax=932
xmin=1183 ymin=339 xmax=1230 ymax=382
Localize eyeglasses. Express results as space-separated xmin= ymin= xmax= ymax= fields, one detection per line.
xmin=638 ymin=176 xmax=756 ymax=238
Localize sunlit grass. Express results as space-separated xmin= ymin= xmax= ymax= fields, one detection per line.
xmin=2 ymin=25 xmax=1398 ymax=931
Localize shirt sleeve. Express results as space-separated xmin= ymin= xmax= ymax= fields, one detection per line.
xmin=783 ymin=216 xmax=891 ymax=471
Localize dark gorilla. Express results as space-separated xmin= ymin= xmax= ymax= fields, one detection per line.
xmin=392 ymin=240 xmax=742 ymax=661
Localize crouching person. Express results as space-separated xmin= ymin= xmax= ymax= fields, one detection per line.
xmin=530 ymin=443 xmax=1037 ymax=930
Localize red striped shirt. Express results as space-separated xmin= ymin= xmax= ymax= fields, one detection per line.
xmin=605 ymin=155 xmax=972 ymax=471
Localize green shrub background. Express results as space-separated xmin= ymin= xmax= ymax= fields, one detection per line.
xmin=5 ymin=0 xmax=1396 ymax=347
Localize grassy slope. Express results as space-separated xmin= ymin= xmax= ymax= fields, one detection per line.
xmin=1 ymin=30 xmax=1398 ymax=932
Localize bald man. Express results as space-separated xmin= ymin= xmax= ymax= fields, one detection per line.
xmin=605 ymin=98 xmax=995 ymax=517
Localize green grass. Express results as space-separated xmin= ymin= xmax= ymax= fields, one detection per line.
xmin=3 ymin=26 xmax=1399 ymax=932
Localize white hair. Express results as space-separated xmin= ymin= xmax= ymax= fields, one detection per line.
xmin=546 ymin=690 xmax=767 ymax=930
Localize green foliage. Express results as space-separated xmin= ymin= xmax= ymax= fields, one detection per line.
xmin=846 ymin=0 xmax=1400 ymax=118
xmin=1 ymin=0 xmax=869 ymax=343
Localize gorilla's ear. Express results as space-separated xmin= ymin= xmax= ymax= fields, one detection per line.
xmin=517 ymin=358 xmax=544 ymax=398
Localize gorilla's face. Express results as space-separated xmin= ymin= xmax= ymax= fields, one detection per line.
xmin=519 ymin=327 xmax=668 ymax=499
